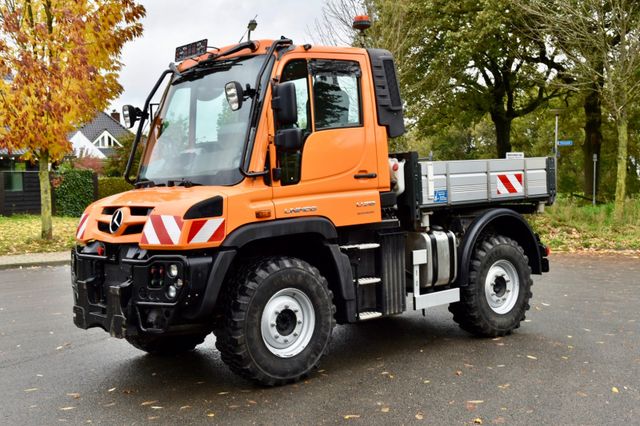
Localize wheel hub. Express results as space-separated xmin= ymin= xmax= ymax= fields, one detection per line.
xmin=484 ymin=259 xmax=519 ymax=314
xmin=261 ymin=288 xmax=315 ymax=358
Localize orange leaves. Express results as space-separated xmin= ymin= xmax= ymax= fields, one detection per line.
xmin=0 ymin=0 xmax=145 ymax=162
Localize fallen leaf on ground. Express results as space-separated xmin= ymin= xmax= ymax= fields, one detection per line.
xmin=381 ymin=407 xmax=390 ymax=413
xmin=474 ymin=418 xmax=483 ymax=424
xmin=455 ymin=370 xmax=463 ymax=376
xmin=612 ymin=387 xmax=619 ymax=393
xmin=343 ymin=414 xmax=360 ymax=419
xmin=206 ymin=413 xmax=215 ymax=417
xmin=415 ymin=413 xmax=424 ymax=420
xmin=148 ymin=416 xmax=159 ymax=420
xmin=107 ymin=388 xmax=116 ymax=392
xmin=498 ymin=384 xmax=510 ymax=389
xmin=59 ymin=407 xmax=75 ymax=411
xmin=526 ymin=355 xmax=537 ymax=360
xmin=577 ymin=391 xmax=588 ymax=397
xmin=467 ymin=400 xmax=484 ymax=404
xmin=179 ymin=405 xmax=191 ymax=410
xmin=141 ymin=400 xmax=158 ymax=406
xmin=24 ymin=388 xmax=38 ymax=392
xmin=150 ymin=406 xmax=163 ymax=410
xmin=67 ymin=393 xmax=81 ymax=399
xmin=218 ymin=391 xmax=230 ymax=395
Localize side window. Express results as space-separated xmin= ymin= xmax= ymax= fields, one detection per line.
xmin=278 ymin=60 xmax=311 ymax=185
xmin=311 ymin=60 xmax=362 ymax=130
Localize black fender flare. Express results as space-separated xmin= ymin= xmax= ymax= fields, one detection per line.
xmin=457 ymin=208 xmax=543 ymax=287
xmin=187 ymin=217 xmax=356 ymax=321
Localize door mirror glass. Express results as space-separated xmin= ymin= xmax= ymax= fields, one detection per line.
xmin=272 ymin=82 xmax=298 ymax=125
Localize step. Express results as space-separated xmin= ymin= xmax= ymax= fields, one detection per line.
xmin=340 ymin=243 xmax=380 ymax=251
xmin=357 ymin=277 xmax=381 ymax=286
xmin=358 ymin=311 xmax=383 ymax=321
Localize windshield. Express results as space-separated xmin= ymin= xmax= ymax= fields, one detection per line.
xmin=138 ymin=55 xmax=265 ymax=186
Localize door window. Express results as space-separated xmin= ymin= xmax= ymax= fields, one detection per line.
xmin=311 ymin=60 xmax=362 ymax=130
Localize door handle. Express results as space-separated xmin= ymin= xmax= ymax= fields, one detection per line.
xmin=354 ymin=173 xmax=377 ymax=179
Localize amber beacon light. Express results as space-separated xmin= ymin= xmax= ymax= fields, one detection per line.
xmin=352 ymin=15 xmax=372 ymax=32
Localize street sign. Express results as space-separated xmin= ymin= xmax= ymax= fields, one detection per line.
xmin=558 ymin=140 xmax=573 ymax=146
xmin=506 ymin=152 xmax=525 ymax=159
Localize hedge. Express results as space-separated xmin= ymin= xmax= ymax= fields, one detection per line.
xmin=52 ymin=169 xmax=95 ymax=217
xmin=98 ymin=177 xmax=133 ymax=199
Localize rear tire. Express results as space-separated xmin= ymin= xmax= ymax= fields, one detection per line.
xmin=215 ymin=256 xmax=335 ymax=386
xmin=449 ymin=235 xmax=532 ymax=337
xmin=126 ymin=333 xmax=208 ymax=356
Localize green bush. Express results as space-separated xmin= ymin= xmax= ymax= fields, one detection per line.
xmin=98 ymin=177 xmax=133 ymax=199
xmin=52 ymin=169 xmax=95 ymax=217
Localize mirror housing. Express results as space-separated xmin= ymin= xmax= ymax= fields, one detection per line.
xmin=275 ymin=128 xmax=304 ymax=151
xmin=271 ymin=82 xmax=298 ymax=125
xmin=122 ymin=105 xmax=143 ymax=129
xmin=225 ymin=81 xmax=244 ymax=111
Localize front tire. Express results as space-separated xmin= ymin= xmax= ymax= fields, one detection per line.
xmin=216 ymin=257 xmax=335 ymax=386
xmin=449 ymin=235 xmax=533 ymax=337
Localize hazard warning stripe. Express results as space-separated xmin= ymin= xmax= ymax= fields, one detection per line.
xmin=187 ymin=218 xmax=225 ymax=244
xmin=497 ymin=173 xmax=524 ymax=195
xmin=76 ymin=213 xmax=89 ymax=240
xmin=141 ymin=215 xmax=184 ymax=245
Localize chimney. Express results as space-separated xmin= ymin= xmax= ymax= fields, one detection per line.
xmin=111 ymin=109 xmax=121 ymax=123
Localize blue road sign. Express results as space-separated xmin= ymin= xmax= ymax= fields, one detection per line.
xmin=558 ymin=140 xmax=573 ymax=146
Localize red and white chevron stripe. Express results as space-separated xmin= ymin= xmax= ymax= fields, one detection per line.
xmin=76 ymin=213 xmax=89 ymax=240
xmin=187 ymin=218 xmax=225 ymax=244
xmin=496 ymin=173 xmax=524 ymax=195
xmin=141 ymin=215 xmax=184 ymax=245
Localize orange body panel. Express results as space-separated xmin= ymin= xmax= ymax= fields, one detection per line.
xmin=77 ymin=41 xmax=393 ymax=250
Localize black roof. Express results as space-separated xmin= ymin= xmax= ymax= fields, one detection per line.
xmin=73 ymin=111 xmax=130 ymax=142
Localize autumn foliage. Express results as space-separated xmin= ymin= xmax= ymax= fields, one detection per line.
xmin=0 ymin=0 xmax=144 ymax=237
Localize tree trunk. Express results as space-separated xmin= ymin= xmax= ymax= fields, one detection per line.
xmin=491 ymin=113 xmax=512 ymax=158
xmin=38 ymin=151 xmax=52 ymax=240
xmin=583 ymin=89 xmax=602 ymax=197
xmin=613 ymin=112 xmax=628 ymax=220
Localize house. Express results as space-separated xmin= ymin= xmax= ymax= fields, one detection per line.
xmin=69 ymin=111 xmax=131 ymax=159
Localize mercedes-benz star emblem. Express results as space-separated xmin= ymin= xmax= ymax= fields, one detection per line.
xmin=109 ymin=208 xmax=124 ymax=234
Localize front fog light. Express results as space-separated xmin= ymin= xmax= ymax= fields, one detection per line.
xmin=167 ymin=285 xmax=177 ymax=299
xmin=168 ymin=264 xmax=179 ymax=278
xmin=175 ymin=278 xmax=183 ymax=289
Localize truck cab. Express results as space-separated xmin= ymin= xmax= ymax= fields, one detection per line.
xmin=72 ymin=38 xmax=552 ymax=386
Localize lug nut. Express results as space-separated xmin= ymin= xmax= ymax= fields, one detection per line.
xmin=271 ymin=323 xmax=276 ymax=327
xmin=293 ymin=333 xmax=298 ymax=337
xmin=284 ymin=339 xmax=289 ymax=343
xmin=297 ymin=320 xmax=302 ymax=325
xmin=274 ymin=335 xmax=279 ymax=339
xmin=284 ymin=305 xmax=289 ymax=309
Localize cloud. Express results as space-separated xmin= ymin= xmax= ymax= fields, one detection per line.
xmin=111 ymin=0 xmax=325 ymax=112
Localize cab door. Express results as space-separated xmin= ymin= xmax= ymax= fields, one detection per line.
xmin=271 ymin=52 xmax=381 ymax=227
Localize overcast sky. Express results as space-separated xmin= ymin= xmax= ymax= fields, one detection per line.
xmin=111 ymin=0 xmax=326 ymax=113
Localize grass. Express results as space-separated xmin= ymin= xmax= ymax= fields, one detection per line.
xmin=0 ymin=199 xmax=639 ymax=256
xmin=529 ymin=197 xmax=640 ymax=252
xmin=0 ymin=215 xmax=78 ymax=256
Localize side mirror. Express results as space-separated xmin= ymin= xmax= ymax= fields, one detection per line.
xmin=271 ymin=82 xmax=298 ymax=125
xmin=122 ymin=105 xmax=143 ymax=129
xmin=275 ymin=128 xmax=304 ymax=151
xmin=225 ymin=81 xmax=244 ymax=111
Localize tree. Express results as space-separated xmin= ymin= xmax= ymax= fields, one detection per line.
xmin=314 ymin=0 xmax=568 ymax=158
xmin=518 ymin=0 xmax=640 ymax=218
xmin=0 ymin=0 xmax=144 ymax=238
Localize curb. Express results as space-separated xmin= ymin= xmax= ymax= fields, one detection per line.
xmin=0 ymin=259 xmax=70 ymax=271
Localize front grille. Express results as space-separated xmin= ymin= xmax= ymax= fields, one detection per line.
xmin=122 ymin=224 xmax=144 ymax=235
xmin=102 ymin=206 xmax=153 ymax=216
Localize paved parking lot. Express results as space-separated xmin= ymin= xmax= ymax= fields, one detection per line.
xmin=1 ymin=253 xmax=638 ymax=424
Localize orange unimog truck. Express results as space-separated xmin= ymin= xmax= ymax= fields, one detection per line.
xmin=72 ymin=33 xmax=554 ymax=385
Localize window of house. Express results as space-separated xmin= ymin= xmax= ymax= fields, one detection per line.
xmin=311 ymin=60 xmax=362 ymax=130
xmin=1 ymin=161 xmax=25 ymax=192
xmin=94 ymin=133 xmax=118 ymax=148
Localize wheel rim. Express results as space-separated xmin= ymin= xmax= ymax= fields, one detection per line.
xmin=260 ymin=288 xmax=315 ymax=358
xmin=484 ymin=259 xmax=519 ymax=314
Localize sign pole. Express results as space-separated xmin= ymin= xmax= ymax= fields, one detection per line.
xmin=593 ymin=154 xmax=598 ymax=206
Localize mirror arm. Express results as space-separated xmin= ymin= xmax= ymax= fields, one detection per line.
xmin=124 ymin=68 xmax=174 ymax=185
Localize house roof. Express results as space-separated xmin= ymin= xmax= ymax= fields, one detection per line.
xmin=71 ymin=111 xmax=131 ymax=142
xmin=0 ymin=148 xmax=27 ymax=156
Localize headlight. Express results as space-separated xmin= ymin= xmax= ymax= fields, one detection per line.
xmin=168 ymin=264 xmax=179 ymax=278
xmin=167 ymin=285 xmax=177 ymax=299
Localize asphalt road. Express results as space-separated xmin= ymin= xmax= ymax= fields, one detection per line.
xmin=1 ymin=253 xmax=639 ymax=425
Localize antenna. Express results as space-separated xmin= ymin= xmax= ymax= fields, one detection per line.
xmin=239 ymin=15 xmax=258 ymax=43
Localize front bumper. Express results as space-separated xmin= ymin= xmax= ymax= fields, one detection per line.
xmin=71 ymin=245 xmax=213 ymax=338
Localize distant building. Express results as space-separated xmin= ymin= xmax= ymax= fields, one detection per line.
xmin=69 ymin=111 xmax=131 ymax=159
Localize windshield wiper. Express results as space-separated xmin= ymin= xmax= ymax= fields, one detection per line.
xmin=167 ymin=179 xmax=202 ymax=188
xmin=174 ymin=59 xmax=243 ymax=84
